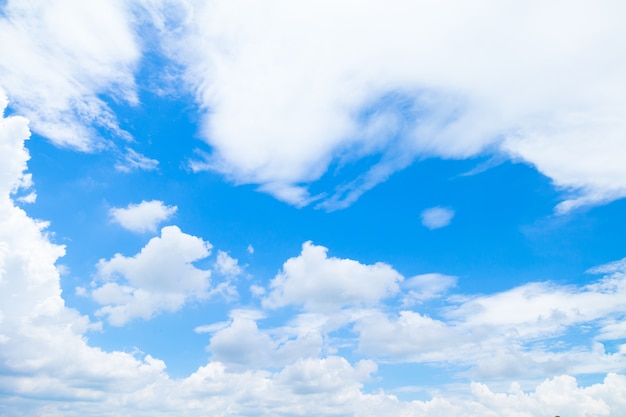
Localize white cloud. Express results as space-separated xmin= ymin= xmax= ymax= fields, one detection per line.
xmin=90 ymin=225 xmax=213 ymax=325
xmin=263 ymin=241 xmax=403 ymax=311
xmin=2 ymin=2 xmax=624 ymax=210
xmin=421 ymin=207 xmax=455 ymax=229
xmin=214 ymin=250 xmax=242 ymax=276
xmin=151 ymin=0 xmax=626 ymax=210
xmin=110 ymin=200 xmax=177 ymax=233
xmin=0 ymin=0 xmax=140 ymax=150
xmin=0 ymin=90 xmax=168 ymax=410
xmin=6 ymin=87 xmax=626 ymax=417
xmin=115 ymin=148 xmax=160 ymax=173
xmin=356 ymin=263 xmax=626 ymax=380
xmin=207 ymin=310 xmax=323 ymax=369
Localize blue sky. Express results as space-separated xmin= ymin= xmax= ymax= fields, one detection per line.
xmin=1 ymin=1 xmax=626 ymax=416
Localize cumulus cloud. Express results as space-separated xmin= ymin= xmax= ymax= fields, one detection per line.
xmin=149 ymin=0 xmax=626 ymax=210
xmin=110 ymin=200 xmax=177 ymax=233
xmin=6 ymin=86 xmax=626 ymax=417
xmin=355 ymin=263 xmax=626 ymax=380
xmin=263 ymin=241 xmax=403 ymax=311
xmin=206 ymin=310 xmax=323 ymax=369
xmin=0 ymin=90 xmax=168 ymax=411
xmin=214 ymin=250 xmax=242 ymax=277
xmin=0 ymin=0 xmax=140 ymax=150
xmin=90 ymin=225 xmax=213 ymax=325
xmin=421 ymin=207 xmax=455 ymax=229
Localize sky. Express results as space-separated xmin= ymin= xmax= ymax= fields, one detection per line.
xmin=1 ymin=1 xmax=626 ymax=416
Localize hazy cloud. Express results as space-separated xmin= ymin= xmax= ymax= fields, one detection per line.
xmin=421 ymin=207 xmax=455 ymax=229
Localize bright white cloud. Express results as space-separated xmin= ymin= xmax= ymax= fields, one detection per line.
xmin=206 ymin=310 xmax=322 ymax=369
xmin=263 ymin=241 xmax=403 ymax=311
xmin=6 ymin=87 xmax=626 ymax=417
xmin=90 ymin=225 xmax=213 ymax=325
xmin=2 ymin=1 xmax=625 ymax=210
xmin=0 ymin=0 xmax=140 ymax=150
xmin=110 ymin=200 xmax=178 ymax=233
xmin=148 ymin=0 xmax=626 ymax=210
xmin=356 ymin=263 xmax=626 ymax=380
xmin=421 ymin=207 xmax=455 ymax=229
xmin=0 ymin=91 xmax=168 ymax=411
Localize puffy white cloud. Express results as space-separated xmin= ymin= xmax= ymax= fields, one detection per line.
xmin=154 ymin=0 xmax=626 ymax=210
xmin=90 ymin=225 xmax=213 ymax=325
xmin=263 ymin=241 xmax=403 ymax=311
xmin=356 ymin=262 xmax=626 ymax=380
xmin=6 ymin=86 xmax=626 ymax=417
xmin=421 ymin=207 xmax=455 ymax=229
xmin=0 ymin=0 xmax=140 ymax=150
xmin=206 ymin=310 xmax=323 ymax=369
xmin=110 ymin=200 xmax=178 ymax=233
xmin=214 ymin=250 xmax=242 ymax=276
xmin=0 ymin=90 xmax=168 ymax=410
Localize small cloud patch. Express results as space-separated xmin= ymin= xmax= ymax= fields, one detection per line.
xmin=421 ymin=206 xmax=454 ymax=230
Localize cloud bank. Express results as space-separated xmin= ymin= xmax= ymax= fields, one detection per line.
xmin=2 ymin=1 xmax=626 ymax=211
xmin=157 ymin=0 xmax=626 ymax=210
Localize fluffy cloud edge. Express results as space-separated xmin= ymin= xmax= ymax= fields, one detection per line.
xmin=110 ymin=200 xmax=178 ymax=234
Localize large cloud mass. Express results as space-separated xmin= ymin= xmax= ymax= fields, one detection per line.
xmin=161 ymin=0 xmax=626 ymax=210
xmin=2 ymin=1 xmax=626 ymax=210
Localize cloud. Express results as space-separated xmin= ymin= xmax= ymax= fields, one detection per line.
xmin=214 ymin=250 xmax=242 ymax=277
xmin=5 ymin=87 xmax=626 ymax=417
xmin=263 ymin=241 xmax=403 ymax=311
xmin=147 ymin=0 xmax=626 ymax=210
xmin=421 ymin=207 xmax=455 ymax=229
xmin=355 ymin=263 xmax=626 ymax=380
xmin=0 ymin=0 xmax=140 ymax=150
xmin=0 ymin=90 xmax=168 ymax=410
xmin=402 ymin=273 xmax=457 ymax=304
xmin=110 ymin=200 xmax=177 ymax=233
xmin=115 ymin=148 xmax=160 ymax=173
xmin=90 ymin=225 xmax=213 ymax=325
xmin=206 ymin=310 xmax=323 ymax=369
xmin=2 ymin=2 xmax=625 ymax=210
